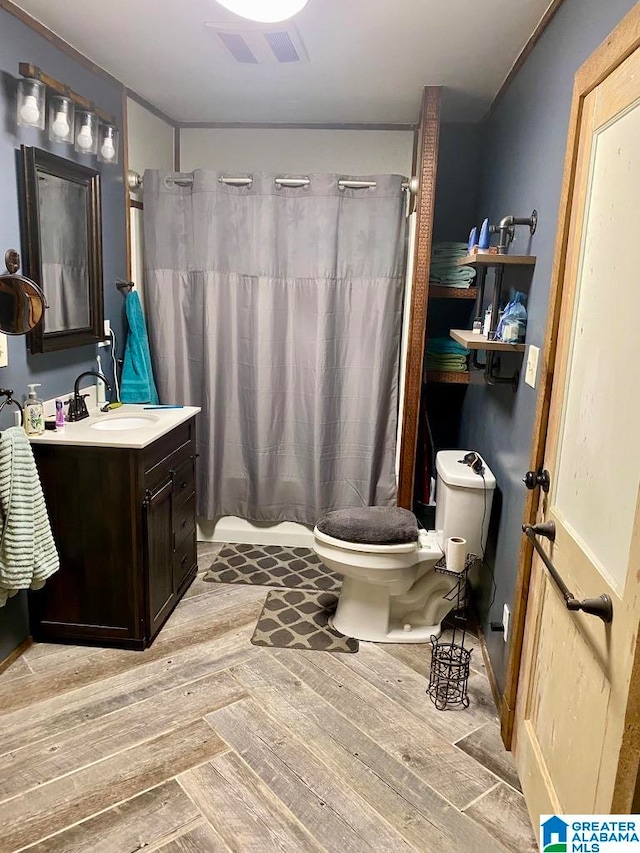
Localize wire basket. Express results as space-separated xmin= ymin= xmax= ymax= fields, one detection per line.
xmin=427 ymin=637 xmax=472 ymax=710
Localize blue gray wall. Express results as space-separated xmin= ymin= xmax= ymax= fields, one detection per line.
xmin=461 ymin=0 xmax=638 ymax=690
xmin=433 ymin=123 xmax=482 ymax=245
xmin=0 ymin=7 xmax=127 ymax=660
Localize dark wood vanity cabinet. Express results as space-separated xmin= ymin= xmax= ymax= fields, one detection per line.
xmin=29 ymin=417 xmax=198 ymax=649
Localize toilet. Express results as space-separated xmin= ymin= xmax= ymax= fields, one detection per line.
xmin=313 ymin=450 xmax=496 ymax=643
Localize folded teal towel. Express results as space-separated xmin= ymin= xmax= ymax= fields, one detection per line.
xmin=426 ymin=337 xmax=469 ymax=356
xmin=121 ymin=291 xmax=160 ymax=405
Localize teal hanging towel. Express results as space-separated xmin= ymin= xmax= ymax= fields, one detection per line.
xmin=120 ymin=291 xmax=160 ymax=404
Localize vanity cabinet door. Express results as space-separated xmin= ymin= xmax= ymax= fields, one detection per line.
xmin=143 ymin=477 xmax=176 ymax=639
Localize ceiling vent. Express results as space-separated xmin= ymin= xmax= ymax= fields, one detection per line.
xmin=204 ymin=22 xmax=309 ymax=64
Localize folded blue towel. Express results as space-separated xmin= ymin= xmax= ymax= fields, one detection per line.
xmin=120 ymin=291 xmax=160 ymax=405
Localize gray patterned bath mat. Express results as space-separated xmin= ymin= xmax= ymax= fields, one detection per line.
xmin=203 ymin=543 xmax=341 ymax=592
xmin=251 ymin=589 xmax=359 ymax=654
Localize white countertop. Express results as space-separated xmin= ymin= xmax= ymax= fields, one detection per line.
xmin=29 ymin=404 xmax=201 ymax=449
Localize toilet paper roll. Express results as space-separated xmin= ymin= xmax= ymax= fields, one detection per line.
xmin=446 ymin=537 xmax=467 ymax=573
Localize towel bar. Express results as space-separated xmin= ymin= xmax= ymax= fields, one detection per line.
xmin=522 ymin=522 xmax=613 ymax=623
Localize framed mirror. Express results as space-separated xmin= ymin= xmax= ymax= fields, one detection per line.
xmin=20 ymin=146 xmax=104 ymax=353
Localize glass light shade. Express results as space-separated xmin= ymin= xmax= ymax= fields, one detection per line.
xmin=97 ymin=123 xmax=120 ymax=165
xmin=74 ymin=110 xmax=98 ymax=155
xmin=17 ymin=77 xmax=45 ymax=130
xmin=215 ymin=0 xmax=308 ymax=22
xmin=48 ymin=95 xmax=75 ymax=143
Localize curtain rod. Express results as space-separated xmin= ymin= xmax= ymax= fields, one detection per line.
xmin=127 ymin=170 xmax=419 ymax=196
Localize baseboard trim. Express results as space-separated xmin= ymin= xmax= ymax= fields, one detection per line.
xmin=197 ymin=516 xmax=314 ymax=548
xmin=477 ymin=624 xmax=504 ymax=723
xmin=0 ymin=637 xmax=32 ymax=675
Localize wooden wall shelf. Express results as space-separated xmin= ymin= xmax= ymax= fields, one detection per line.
xmin=455 ymin=253 xmax=536 ymax=267
xmin=426 ymin=370 xmax=471 ymax=384
xmin=450 ymin=329 xmax=526 ymax=352
xmin=429 ymin=285 xmax=478 ymax=300
xmin=425 ymin=369 xmax=486 ymax=385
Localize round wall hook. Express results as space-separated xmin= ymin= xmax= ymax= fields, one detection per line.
xmin=530 ymin=209 xmax=538 ymax=235
xmin=4 ymin=249 xmax=20 ymax=274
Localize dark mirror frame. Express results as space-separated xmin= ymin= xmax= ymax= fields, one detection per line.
xmin=20 ymin=145 xmax=104 ymax=353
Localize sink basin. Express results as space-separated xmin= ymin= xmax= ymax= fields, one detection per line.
xmin=90 ymin=416 xmax=159 ymax=432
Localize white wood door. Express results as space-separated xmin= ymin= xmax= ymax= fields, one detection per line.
xmin=514 ymin=38 xmax=640 ymax=821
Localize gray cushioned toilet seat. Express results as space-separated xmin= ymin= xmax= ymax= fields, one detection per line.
xmin=315 ymin=506 xmax=419 ymax=546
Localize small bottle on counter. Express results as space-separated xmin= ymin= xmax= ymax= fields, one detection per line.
xmin=24 ymin=383 xmax=45 ymax=436
xmin=482 ymin=305 xmax=492 ymax=337
xmin=55 ymin=399 xmax=65 ymax=429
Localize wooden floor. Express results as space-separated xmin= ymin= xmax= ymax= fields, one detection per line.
xmin=0 ymin=542 xmax=536 ymax=852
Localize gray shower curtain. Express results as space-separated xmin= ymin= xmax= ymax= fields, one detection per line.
xmin=143 ymin=170 xmax=406 ymax=525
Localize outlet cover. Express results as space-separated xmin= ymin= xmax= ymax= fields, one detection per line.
xmin=525 ymin=345 xmax=539 ymax=388
xmin=0 ymin=333 xmax=8 ymax=368
xmin=502 ymin=603 xmax=510 ymax=643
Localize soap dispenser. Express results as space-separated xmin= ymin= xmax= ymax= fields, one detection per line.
xmin=24 ymin=383 xmax=45 ymax=436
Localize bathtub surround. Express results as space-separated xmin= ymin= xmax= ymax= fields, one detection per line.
xmin=143 ymin=170 xmax=406 ymax=525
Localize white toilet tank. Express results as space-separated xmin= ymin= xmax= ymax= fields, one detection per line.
xmin=434 ymin=450 xmax=496 ymax=558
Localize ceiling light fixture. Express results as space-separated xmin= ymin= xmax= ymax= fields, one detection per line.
xmin=215 ymin=0 xmax=308 ymax=23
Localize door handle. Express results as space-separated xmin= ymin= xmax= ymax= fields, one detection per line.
xmin=522 ymin=523 xmax=613 ymax=623
xmin=523 ymin=468 xmax=551 ymax=492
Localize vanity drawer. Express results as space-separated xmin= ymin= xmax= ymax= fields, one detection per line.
xmin=144 ymin=442 xmax=194 ymax=496
xmin=174 ymin=491 xmax=196 ymax=543
xmin=172 ymin=457 xmax=195 ymax=509
xmin=174 ymin=525 xmax=197 ymax=592
xmin=143 ymin=420 xmax=193 ymax=475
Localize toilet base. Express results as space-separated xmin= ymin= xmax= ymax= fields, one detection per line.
xmin=331 ymin=576 xmax=447 ymax=644
xmin=330 ymin=613 xmax=442 ymax=643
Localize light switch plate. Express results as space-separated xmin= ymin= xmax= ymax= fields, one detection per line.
xmin=525 ymin=345 xmax=539 ymax=388
xmin=0 ymin=333 xmax=8 ymax=368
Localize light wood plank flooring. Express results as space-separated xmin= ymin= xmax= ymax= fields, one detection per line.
xmin=0 ymin=542 xmax=536 ymax=852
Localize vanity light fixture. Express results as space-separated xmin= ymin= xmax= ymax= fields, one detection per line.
xmin=48 ymin=94 xmax=75 ymax=144
xmin=16 ymin=75 xmax=45 ymax=130
xmin=74 ymin=110 xmax=99 ymax=156
xmin=17 ymin=63 xmax=119 ymax=164
xmin=98 ymin=123 xmax=119 ymax=164
xmin=215 ymin=0 xmax=308 ymax=23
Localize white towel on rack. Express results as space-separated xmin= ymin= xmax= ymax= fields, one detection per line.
xmin=0 ymin=427 xmax=59 ymax=606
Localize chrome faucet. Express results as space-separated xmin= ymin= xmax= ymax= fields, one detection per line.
xmin=67 ymin=371 xmax=112 ymax=422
